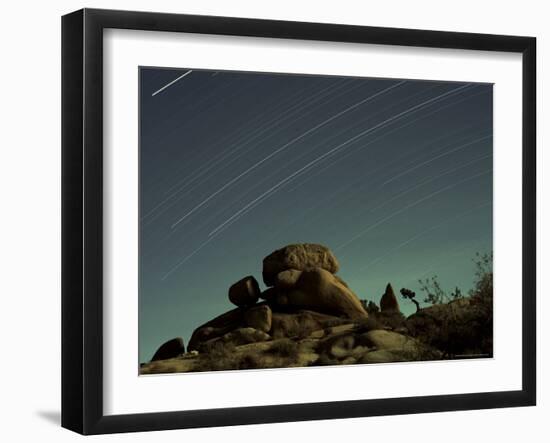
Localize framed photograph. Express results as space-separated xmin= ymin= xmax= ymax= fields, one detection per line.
xmin=61 ymin=8 xmax=536 ymax=435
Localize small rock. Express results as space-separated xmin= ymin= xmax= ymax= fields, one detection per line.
xmin=228 ymin=276 xmax=260 ymax=307
xmin=308 ymin=329 xmax=325 ymax=339
xmin=222 ymin=327 xmax=271 ymax=346
xmin=244 ymin=305 xmax=272 ymax=333
xmin=327 ymin=323 xmax=357 ymax=335
xmin=328 ymin=335 xmax=355 ymax=358
xmin=350 ymin=345 xmax=370 ymax=358
xmin=151 ymin=337 xmax=185 ymax=361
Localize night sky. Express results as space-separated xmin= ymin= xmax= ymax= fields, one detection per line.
xmin=139 ymin=67 xmax=493 ymax=363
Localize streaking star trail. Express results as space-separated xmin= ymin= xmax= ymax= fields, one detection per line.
xmin=138 ymin=68 xmax=493 ymax=364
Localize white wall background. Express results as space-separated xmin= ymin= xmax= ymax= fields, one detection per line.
xmin=0 ymin=0 xmax=546 ymax=441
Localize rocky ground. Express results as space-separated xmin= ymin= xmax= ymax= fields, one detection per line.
xmin=140 ymin=243 xmax=492 ymax=375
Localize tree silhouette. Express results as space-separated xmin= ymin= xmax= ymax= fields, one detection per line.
xmin=400 ymin=288 xmax=420 ymax=312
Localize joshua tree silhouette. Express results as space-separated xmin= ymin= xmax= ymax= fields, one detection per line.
xmin=400 ymin=288 xmax=420 ymax=312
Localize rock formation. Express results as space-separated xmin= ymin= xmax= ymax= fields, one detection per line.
xmin=141 ymin=243 xmax=447 ymax=375
xmin=285 ymin=268 xmax=367 ymax=319
xmin=186 ymin=244 xmax=366 ymax=351
xmin=244 ymin=305 xmax=272 ymax=333
xmin=274 ymin=269 xmax=302 ymax=288
xmin=151 ymin=337 xmax=185 ymax=362
xmin=380 ymin=283 xmax=400 ymax=313
xmin=187 ymin=307 xmax=244 ymax=351
xmin=217 ymin=327 xmax=271 ymax=347
xmin=228 ymin=276 xmax=260 ymax=307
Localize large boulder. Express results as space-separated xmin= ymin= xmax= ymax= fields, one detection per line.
xmin=286 ymin=268 xmax=368 ymax=319
xmin=151 ymin=337 xmax=185 ymax=362
xmin=244 ymin=305 xmax=272 ymax=333
xmin=228 ymin=276 xmax=260 ymax=307
xmin=274 ymin=269 xmax=302 ymax=288
xmin=262 ymin=244 xmax=339 ymax=286
xmin=380 ymin=283 xmax=400 ymax=312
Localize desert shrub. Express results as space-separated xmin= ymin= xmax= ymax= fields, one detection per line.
xmin=194 ymin=341 xmax=282 ymax=372
xmin=467 ymin=252 xmax=493 ymax=356
xmin=210 ymin=340 xmax=237 ymax=354
xmin=274 ymin=312 xmax=345 ymax=339
xmin=355 ymin=311 xmax=405 ymax=333
xmin=399 ymin=345 xmax=442 ymax=362
xmin=407 ymin=300 xmax=493 ymax=358
xmin=320 ymin=317 xmax=349 ymax=329
xmin=360 ymin=300 xmax=380 ymax=316
xmin=470 ymin=253 xmax=493 ymax=303
xmin=407 ymin=252 xmax=493 ymax=359
xmin=377 ymin=311 xmax=406 ymax=330
xmin=193 ymin=341 xmax=240 ymax=371
xmin=355 ymin=316 xmax=382 ymax=333
xmin=278 ymin=316 xmax=346 ymax=339
xmin=282 ymin=320 xmax=314 ymax=339
xmin=419 ymin=276 xmax=464 ymax=305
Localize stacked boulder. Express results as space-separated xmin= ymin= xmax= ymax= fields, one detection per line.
xmin=187 ymin=243 xmax=368 ymax=351
xmin=143 ymin=244 xmax=443 ymax=373
xmin=228 ymin=276 xmax=260 ymax=307
xmin=262 ymin=243 xmax=339 ymax=286
xmin=260 ymin=244 xmax=368 ymax=319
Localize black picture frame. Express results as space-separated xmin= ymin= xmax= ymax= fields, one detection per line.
xmin=61 ymin=8 xmax=536 ymax=435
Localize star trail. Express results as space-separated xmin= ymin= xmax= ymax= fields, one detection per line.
xmin=139 ymin=68 xmax=493 ymax=362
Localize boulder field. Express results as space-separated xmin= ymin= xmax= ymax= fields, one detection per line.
xmin=141 ymin=243 xmax=441 ymax=374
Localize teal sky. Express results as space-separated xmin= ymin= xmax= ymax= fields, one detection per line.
xmin=139 ymin=68 xmax=493 ymax=364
